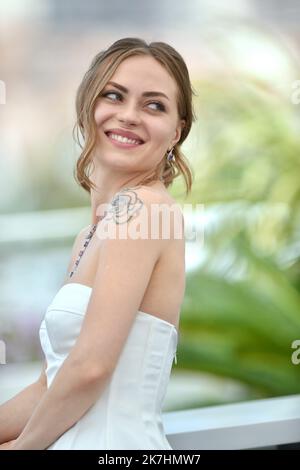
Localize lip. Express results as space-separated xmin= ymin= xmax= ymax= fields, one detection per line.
xmin=104 ymin=128 xmax=145 ymax=143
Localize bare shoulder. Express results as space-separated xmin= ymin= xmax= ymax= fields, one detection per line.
xmin=107 ymin=185 xmax=184 ymax=240
xmin=143 ymin=186 xmax=184 ymax=239
xmin=104 ymin=185 xmax=164 ymax=227
xmin=111 ymin=184 xmax=182 ymax=214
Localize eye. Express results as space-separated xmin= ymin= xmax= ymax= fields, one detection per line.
xmin=101 ymin=90 xmax=166 ymax=112
xmin=147 ymin=101 xmax=166 ymax=112
xmin=102 ymin=91 xmax=120 ymax=101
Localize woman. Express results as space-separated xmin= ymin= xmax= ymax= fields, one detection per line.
xmin=0 ymin=37 xmax=195 ymax=450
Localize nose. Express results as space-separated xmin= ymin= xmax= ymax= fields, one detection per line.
xmin=116 ymin=101 xmax=141 ymax=126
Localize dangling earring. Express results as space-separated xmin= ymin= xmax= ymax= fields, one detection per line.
xmin=160 ymin=146 xmax=175 ymax=181
xmin=166 ymin=147 xmax=175 ymax=163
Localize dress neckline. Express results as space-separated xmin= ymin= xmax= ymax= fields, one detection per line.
xmin=60 ymin=282 xmax=178 ymax=336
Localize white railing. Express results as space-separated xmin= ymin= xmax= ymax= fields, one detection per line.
xmin=0 ymin=207 xmax=204 ymax=273
xmin=0 ymin=207 xmax=90 ymax=243
xmin=1 ymin=363 xmax=300 ymax=450
xmin=163 ymin=394 xmax=300 ymax=449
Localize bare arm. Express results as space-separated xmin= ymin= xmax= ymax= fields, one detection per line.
xmin=0 ymin=361 xmax=47 ymax=444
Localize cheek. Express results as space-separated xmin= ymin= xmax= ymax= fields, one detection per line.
xmin=150 ymin=122 xmax=173 ymax=147
xmin=94 ymin=103 xmax=110 ymax=126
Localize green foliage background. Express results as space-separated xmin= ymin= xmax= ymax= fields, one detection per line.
xmin=171 ymin=75 xmax=300 ymax=402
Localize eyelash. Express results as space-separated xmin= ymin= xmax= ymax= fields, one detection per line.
xmin=101 ymin=91 xmax=166 ymax=112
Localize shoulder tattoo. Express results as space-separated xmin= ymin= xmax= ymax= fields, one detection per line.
xmin=106 ymin=188 xmax=144 ymax=225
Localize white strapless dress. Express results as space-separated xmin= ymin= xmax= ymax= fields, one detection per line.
xmin=38 ymin=282 xmax=178 ymax=450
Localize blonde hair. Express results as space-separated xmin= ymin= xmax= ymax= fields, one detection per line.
xmin=73 ymin=37 xmax=197 ymax=197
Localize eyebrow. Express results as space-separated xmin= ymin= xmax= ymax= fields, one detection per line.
xmin=106 ymin=81 xmax=170 ymax=101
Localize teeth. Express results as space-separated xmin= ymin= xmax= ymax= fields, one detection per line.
xmin=107 ymin=133 xmax=142 ymax=145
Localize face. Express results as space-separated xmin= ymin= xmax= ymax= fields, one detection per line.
xmin=93 ymin=55 xmax=185 ymax=175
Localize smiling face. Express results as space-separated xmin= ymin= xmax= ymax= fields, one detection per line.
xmin=93 ymin=55 xmax=184 ymax=176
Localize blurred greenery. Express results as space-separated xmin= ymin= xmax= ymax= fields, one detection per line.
xmin=171 ymin=74 xmax=300 ymax=400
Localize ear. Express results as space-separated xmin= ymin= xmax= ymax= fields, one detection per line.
xmin=170 ymin=119 xmax=186 ymax=148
